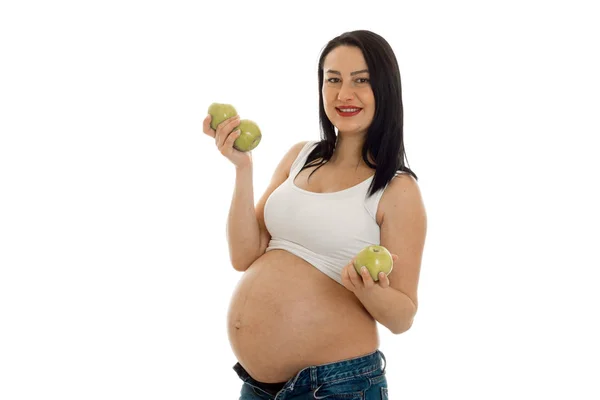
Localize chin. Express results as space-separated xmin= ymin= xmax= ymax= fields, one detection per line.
xmin=336 ymin=124 xmax=364 ymax=134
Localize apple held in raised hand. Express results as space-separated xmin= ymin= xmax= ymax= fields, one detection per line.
xmin=233 ymin=119 xmax=262 ymax=152
xmin=353 ymin=245 xmax=394 ymax=281
xmin=207 ymin=103 xmax=238 ymax=131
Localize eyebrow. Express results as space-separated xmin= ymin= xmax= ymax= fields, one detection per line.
xmin=325 ymin=69 xmax=369 ymax=76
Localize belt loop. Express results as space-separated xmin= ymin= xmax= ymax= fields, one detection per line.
xmin=379 ymin=350 xmax=387 ymax=373
xmin=310 ymin=365 xmax=318 ymax=390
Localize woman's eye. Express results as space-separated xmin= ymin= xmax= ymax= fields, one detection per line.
xmin=327 ymin=78 xmax=369 ymax=84
xmin=327 ymin=77 xmax=370 ymax=84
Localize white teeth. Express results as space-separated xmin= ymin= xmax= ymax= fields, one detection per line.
xmin=338 ymin=108 xmax=360 ymax=112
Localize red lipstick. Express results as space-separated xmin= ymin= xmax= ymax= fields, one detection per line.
xmin=335 ymin=107 xmax=362 ymax=117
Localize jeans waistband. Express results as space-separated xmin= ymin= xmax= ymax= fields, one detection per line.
xmin=234 ymin=350 xmax=386 ymax=392
xmin=290 ymin=350 xmax=386 ymax=388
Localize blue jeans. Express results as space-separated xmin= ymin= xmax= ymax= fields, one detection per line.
xmin=233 ymin=350 xmax=388 ymax=399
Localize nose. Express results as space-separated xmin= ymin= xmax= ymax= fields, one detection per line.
xmin=337 ymin=81 xmax=356 ymax=101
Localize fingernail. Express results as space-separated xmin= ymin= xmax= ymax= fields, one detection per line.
xmin=361 ymin=266 xmax=367 ymax=273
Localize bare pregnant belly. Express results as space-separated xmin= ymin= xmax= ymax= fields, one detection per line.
xmin=226 ymin=249 xmax=379 ymax=383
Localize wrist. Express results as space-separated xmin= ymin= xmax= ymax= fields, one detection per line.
xmin=235 ymin=162 xmax=252 ymax=173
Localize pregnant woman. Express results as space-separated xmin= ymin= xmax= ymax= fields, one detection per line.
xmin=203 ymin=30 xmax=427 ymax=400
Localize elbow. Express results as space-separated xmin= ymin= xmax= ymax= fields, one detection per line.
xmin=389 ymin=301 xmax=418 ymax=335
xmin=390 ymin=320 xmax=413 ymax=335
xmin=230 ymin=251 xmax=262 ymax=272
xmin=231 ymin=257 xmax=252 ymax=272
xmin=229 ymin=239 xmax=266 ymax=272
xmin=232 ymin=263 xmax=248 ymax=272
xmin=228 ymin=248 xmax=259 ymax=272
xmin=390 ymin=312 xmax=416 ymax=335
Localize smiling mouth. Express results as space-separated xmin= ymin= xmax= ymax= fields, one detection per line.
xmin=335 ymin=107 xmax=362 ymax=117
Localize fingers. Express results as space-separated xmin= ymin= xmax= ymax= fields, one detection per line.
xmin=344 ymin=261 xmax=391 ymax=292
xmin=378 ymin=272 xmax=390 ymax=289
xmin=341 ymin=266 xmax=353 ymax=290
xmin=202 ymin=115 xmax=215 ymax=138
xmin=215 ymin=115 xmax=241 ymax=149
xmin=359 ymin=267 xmax=375 ymax=288
xmin=348 ymin=263 xmax=363 ymax=287
xmin=221 ymin=129 xmax=241 ymax=155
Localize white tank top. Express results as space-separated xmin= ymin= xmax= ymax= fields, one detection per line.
xmin=264 ymin=140 xmax=399 ymax=285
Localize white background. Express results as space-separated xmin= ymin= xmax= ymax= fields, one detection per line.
xmin=1 ymin=0 xmax=599 ymax=399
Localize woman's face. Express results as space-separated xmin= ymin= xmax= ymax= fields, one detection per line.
xmin=322 ymin=45 xmax=375 ymax=137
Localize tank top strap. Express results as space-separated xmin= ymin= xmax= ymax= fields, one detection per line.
xmin=363 ymin=171 xmax=408 ymax=221
xmin=290 ymin=140 xmax=319 ymax=177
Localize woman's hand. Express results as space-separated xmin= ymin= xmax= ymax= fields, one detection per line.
xmin=202 ymin=114 xmax=252 ymax=169
xmin=341 ymin=254 xmax=399 ymax=293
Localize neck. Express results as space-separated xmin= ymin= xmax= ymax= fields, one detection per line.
xmin=330 ymin=133 xmax=373 ymax=168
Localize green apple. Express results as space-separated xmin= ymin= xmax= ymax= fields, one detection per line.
xmin=353 ymin=245 xmax=393 ymax=281
xmin=207 ymin=103 xmax=238 ymax=131
xmin=233 ymin=119 xmax=262 ymax=152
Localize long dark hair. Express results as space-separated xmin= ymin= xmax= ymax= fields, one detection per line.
xmin=299 ymin=30 xmax=417 ymax=198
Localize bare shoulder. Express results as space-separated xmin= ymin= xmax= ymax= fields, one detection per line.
xmin=288 ymin=140 xmax=311 ymax=157
xmin=379 ymin=172 xmax=426 ymax=222
xmin=277 ymin=140 xmax=311 ymax=177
